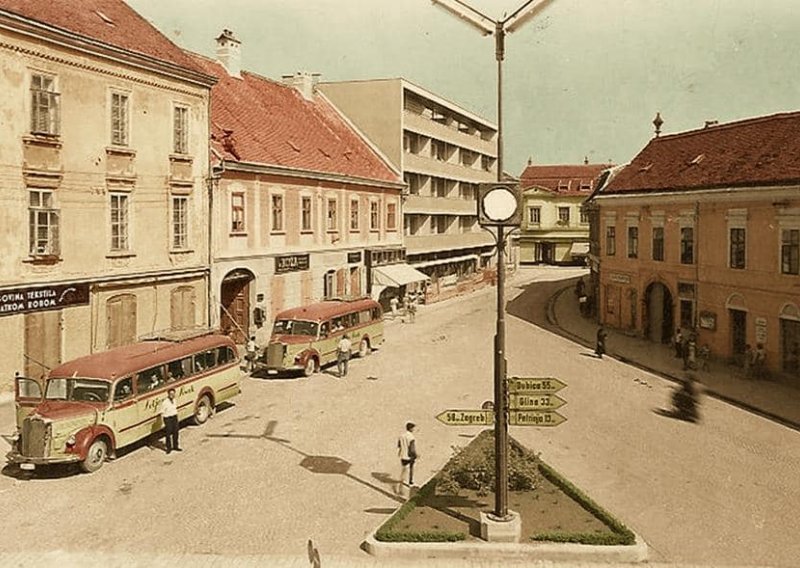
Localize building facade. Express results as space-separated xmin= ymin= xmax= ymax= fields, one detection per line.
xmin=190 ymin=34 xmax=405 ymax=345
xmin=518 ymin=161 xmax=610 ymax=265
xmin=593 ymin=112 xmax=800 ymax=381
xmin=0 ymin=0 xmax=215 ymax=390
xmin=318 ymin=79 xmax=501 ymax=302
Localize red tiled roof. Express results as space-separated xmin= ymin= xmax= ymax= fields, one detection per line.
xmin=0 ymin=0 xmax=204 ymax=74
xmin=604 ymin=111 xmax=800 ymax=194
xmin=189 ymin=53 xmax=400 ymax=184
xmin=520 ymin=163 xmax=610 ymax=196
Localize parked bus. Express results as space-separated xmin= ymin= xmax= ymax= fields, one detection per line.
xmin=260 ymin=298 xmax=384 ymax=376
xmin=7 ymin=332 xmax=240 ymax=473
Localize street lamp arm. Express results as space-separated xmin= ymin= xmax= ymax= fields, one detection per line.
xmin=429 ymin=0 xmax=494 ymax=36
xmin=505 ymin=0 xmax=558 ymax=33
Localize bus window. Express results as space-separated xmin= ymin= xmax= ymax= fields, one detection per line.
xmin=359 ymin=310 xmax=370 ymax=324
xmin=320 ymin=322 xmax=330 ymax=337
xmin=371 ymin=307 xmax=381 ymax=320
xmin=137 ymin=366 xmax=165 ymax=393
xmin=217 ymin=346 xmax=235 ymax=365
xmin=194 ymin=350 xmax=216 ymax=372
xmin=167 ymin=357 xmax=192 ymax=382
xmin=113 ymin=377 xmax=134 ymax=403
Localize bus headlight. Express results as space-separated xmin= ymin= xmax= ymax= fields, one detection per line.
xmin=66 ymin=435 xmax=76 ymax=447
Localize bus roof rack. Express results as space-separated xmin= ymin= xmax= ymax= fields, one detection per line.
xmin=139 ymin=327 xmax=222 ymax=343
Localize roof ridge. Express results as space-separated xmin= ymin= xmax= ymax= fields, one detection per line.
xmin=656 ymin=110 xmax=800 ymax=141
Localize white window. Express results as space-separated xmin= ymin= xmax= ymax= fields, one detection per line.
xmin=231 ymin=193 xmax=245 ymax=232
xmin=558 ymin=207 xmax=570 ymax=225
xmin=110 ymin=193 xmax=129 ymax=251
xmin=370 ymin=201 xmax=379 ymax=231
xmin=350 ymin=198 xmax=360 ymax=231
xmin=301 ymin=196 xmax=312 ymax=232
xmin=29 ymin=189 xmax=59 ymax=256
xmin=271 ymin=194 xmax=284 ymax=232
xmin=327 ymin=198 xmax=338 ymax=231
xmin=30 ymin=73 xmax=60 ymax=135
xmin=172 ymin=196 xmax=188 ymax=249
xmin=528 ymin=207 xmax=541 ymax=225
xmin=111 ymin=92 xmax=129 ymax=146
xmin=173 ymin=106 xmax=189 ymax=154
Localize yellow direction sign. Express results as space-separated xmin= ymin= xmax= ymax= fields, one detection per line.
xmin=436 ymin=409 xmax=494 ymax=426
xmin=509 ymin=393 xmax=567 ymax=411
xmin=509 ymin=410 xmax=567 ymax=427
xmin=507 ymin=377 xmax=567 ymax=394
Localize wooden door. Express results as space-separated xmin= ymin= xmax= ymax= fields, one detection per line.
xmin=107 ymin=294 xmax=137 ymax=349
xmin=171 ymin=286 xmax=196 ymax=330
xmin=24 ymin=310 xmax=61 ymax=378
xmin=221 ymin=279 xmax=250 ymax=343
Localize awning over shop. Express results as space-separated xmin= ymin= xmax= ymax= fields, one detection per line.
xmin=412 ymin=254 xmax=479 ymax=269
xmin=372 ymin=263 xmax=430 ymax=288
xmin=570 ymin=242 xmax=590 ymax=256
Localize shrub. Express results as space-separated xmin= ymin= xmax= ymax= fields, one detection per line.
xmin=437 ymin=431 xmax=541 ymax=496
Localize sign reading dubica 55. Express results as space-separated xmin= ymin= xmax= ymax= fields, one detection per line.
xmin=0 ymin=283 xmax=90 ymax=317
xmin=275 ymin=254 xmax=310 ymax=274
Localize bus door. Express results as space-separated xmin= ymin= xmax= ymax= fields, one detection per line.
xmin=110 ymin=376 xmax=139 ymax=448
xmin=14 ymin=375 xmax=43 ymax=429
xmin=318 ymin=320 xmax=338 ymax=366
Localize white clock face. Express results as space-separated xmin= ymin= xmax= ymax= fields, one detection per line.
xmin=483 ymin=187 xmax=517 ymax=222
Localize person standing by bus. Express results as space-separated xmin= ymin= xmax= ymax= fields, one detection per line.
xmin=245 ymin=336 xmax=258 ymax=372
xmin=161 ymin=388 xmax=181 ymax=454
xmin=337 ymin=334 xmax=352 ymax=378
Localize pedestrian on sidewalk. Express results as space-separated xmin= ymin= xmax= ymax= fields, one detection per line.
xmin=595 ymin=326 xmax=608 ymax=359
xmin=674 ymin=329 xmax=684 ymax=359
xmin=161 ymin=388 xmax=182 ymax=454
xmin=406 ymin=294 xmax=417 ymax=323
xmin=245 ymin=335 xmax=258 ymax=372
xmin=389 ymin=296 xmax=399 ymax=319
xmin=686 ymin=334 xmax=697 ymax=370
xmin=336 ymin=334 xmax=352 ymax=378
xmin=753 ymin=343 xmax=767 ymax=380
xmin=396 ymin=422 xmax=418 ymax=495
xmin=743 ymin=344 xmax=753 ymax=378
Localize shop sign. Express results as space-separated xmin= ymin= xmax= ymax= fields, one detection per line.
xmin=698 ymin=311 xmax=717 ymax=330
xmin=347 ymin=252 xmax=362 ymax=264
xmin=755 ymin=317 xmax=767 ymax=344
xmin=608 ymin=272 xmax=631 ymax=284
xmin=0 ymin=283 xmax=90 ymax=317
xmin=275 ymin=254 xmax=310 ymax=274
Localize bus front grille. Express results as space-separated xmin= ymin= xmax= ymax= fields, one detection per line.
xmin=266 ymin=343 xmax=286 ymax=367
xmin=21 ymin=417 xmax=50 ymax=458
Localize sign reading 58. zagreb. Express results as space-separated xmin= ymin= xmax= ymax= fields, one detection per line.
xmin=0 ymin=283 xmax=90 ymax=317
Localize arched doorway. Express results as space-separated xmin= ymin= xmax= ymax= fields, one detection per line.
xmin=220 ymin=269 xmax=255 ymax=343
xmin=644 ymin=281 xmax=673 ymax=344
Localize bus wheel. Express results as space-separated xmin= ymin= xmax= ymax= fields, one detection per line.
xmin=193 ymin=395 xmax=212 ymax=425
xmin=303 ymin=357 xmax=318 ymax=377
xmin=80 ymin=438 xmax=108 ymax=473
xmin=358 ymin=338 xmax=370 ymax=358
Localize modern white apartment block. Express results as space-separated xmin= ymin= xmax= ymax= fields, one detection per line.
xmin=319 ymin=79 xmax=499 ymax=302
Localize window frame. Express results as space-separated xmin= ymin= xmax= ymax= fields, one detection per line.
xmin=110 ymin=90 xmax=130 ymax=147
xmin=301 ymin=195 xmax=312 ymax=232
xmin=652 ymin=226 xmax=664 ymax=261
xmin=627 ymin=226 xmax=639 ymax=259
xmin=350 ymin=198 xmax=360 ymax=232
xmin=171 ymin=195 xmax=189 ymax=250
xmin=28 ymin=188 xmax=60 ymax=257
xmin=605 ymin=225 xmax=616 ymax=256
xmin=30 ymin=72 xmax=60 ymax=136
xmin=781 ymin=228 xmax=800 ymax=275
xmin=326 ymin=198 xmax=338 ymax=232
xmin=231 ymin=192 xmax=246 ymax=234
xmin=109 ymin=192 xmax=130 ymax=252
xmin=729 ymin=227 xmax=746 ymax=269
xmin=173 ymin=105 xmax=189 ymax=154
xmin=680 ymin=226 xmax=695 ymax=265
xmin=386 ymin=201 xmax=397 ymax=231
xmin=370 ymin=200 xmax=380 ymax=232
xmin=528 ymin=206 xmax=541 ymax=225
xmin=271 ymin=193 xmax=284 ymax=233
xmin=557 ymin=207 xmax=570 ymax=225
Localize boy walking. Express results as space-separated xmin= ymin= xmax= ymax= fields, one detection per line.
xmin=397 ymin=422 xmax=418 ymax=495
xmin=337 ymin=334 xmax=352 ymax=377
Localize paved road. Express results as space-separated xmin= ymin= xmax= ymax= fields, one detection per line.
xmin=0 ymin=266 xmax=797 ymax=567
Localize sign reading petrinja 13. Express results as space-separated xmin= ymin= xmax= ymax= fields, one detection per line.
xmin=0 ymin=283 xmax=90 ymax=317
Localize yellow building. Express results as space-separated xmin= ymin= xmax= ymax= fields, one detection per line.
xmin=518 ymin=161 xmax=610 ymax=265
xmin=0 ymin=0 xmax=216 ymax=390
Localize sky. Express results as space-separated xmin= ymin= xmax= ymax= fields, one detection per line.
xmin=126 ymin=0 xmax=800 ymax=176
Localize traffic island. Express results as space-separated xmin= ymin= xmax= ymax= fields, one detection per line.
xmin=365 ymin=430 xmax=647 ymax=563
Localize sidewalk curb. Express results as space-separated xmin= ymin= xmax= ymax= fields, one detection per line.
xmin=363 ymin=530 xmax=649 ymax=563
xmin=546 ymin=284 xmax=800 ymax=434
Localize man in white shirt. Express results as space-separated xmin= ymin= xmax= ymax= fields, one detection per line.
xmin=337 ymin=335 xmax=352 ymax=378
xmin=161 ymin=388 xmax=181 ymax=454
xmin=397 ymin=422 xmax=418 ymax=495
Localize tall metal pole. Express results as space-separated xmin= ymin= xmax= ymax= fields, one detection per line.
xmin=493 ymin=21 xmax=509 ymax=520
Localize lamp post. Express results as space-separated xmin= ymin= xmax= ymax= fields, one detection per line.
xmin=431 ymin=0 xmax=557 ymax=523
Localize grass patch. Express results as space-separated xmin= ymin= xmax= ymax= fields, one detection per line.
xmin=375 ymin=430 xmax=635 ymax=545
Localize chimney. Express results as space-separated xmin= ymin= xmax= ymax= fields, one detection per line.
xmin=704 ymin=120 xmax=719 ymax=128
xmin=282 ymin=71 xmax=321 ymax=101
xmin=584 ymin=156 xmax=589 ymax=165
xmin=215 ymin=29 xmax=241 ymax=78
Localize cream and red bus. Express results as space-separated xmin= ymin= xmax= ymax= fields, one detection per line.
xmin=7 ymin=332 xmax=240 ymax=473
xmin=261 ymin=298 xmax=384 ymax=376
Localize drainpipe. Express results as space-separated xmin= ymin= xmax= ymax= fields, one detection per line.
xmin=694 ymin=200 xmax=700 ymax=331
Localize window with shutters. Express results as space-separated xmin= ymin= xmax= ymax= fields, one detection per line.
xmin=170 ymin=286 xmax=196 ymax=330
xmin=30 ymin=73 xmax=60 ymax=135
xmin=106 ymin=294 xmax=137 ymax=349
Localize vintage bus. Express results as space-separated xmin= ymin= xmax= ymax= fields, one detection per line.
xmin=7 ymin=332 xmax=240 ymax=473
xmin=260 ymin=298 xmax=384 ymax=376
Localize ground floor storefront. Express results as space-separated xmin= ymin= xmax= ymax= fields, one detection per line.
xmin=598 ymin=269 xmax=800 ymax=382
xmin=0 ymin=269 xmax=208 ymax=393
xmin=519 ymin=236 xmax=589 ymax=265
xmin=408 ymin=244 xmax=506 ymax=304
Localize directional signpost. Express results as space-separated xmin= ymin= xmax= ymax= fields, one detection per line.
xmin=436 ymin=409 xmax=494 ymax=426
xmin=509 ymin=410 xmax=567 ymax=427
xmin=507 ymin=377 xmax=567 ymax=395
xmin=508 ymin=393 xmax=566 ymax=411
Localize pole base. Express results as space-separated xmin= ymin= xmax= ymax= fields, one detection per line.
xmin=480 ymin=510 xmax=521 ymax=543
